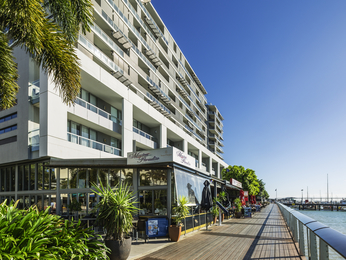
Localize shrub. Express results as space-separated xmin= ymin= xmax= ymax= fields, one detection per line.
xmin=0 ymin=200 xmax=109 ymax=259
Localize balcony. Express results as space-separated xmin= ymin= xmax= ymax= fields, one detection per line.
xmin=216 ymin=151 xmax=224 ymax=160
xmin=67 ymin=132 xmax=121 ymax=156
xmin=146 ymin=76 xmax=171 ymax=104
xmin=29 ymin=80 xmax=40 ymax=104
xmin=102 ymin=3 xmax=161 ymax=67
xmin=71 ymin=97 xmax=122 ymax=134
xmin=78 ymin=35 xmax=133 ymax=87
xmin=28 ymin=129 xmax=39 ymax=152
xmin=146 ymin=92 xmax=171 ymax=117
xmin=216 ymin=146 xmax=224 ymax=153
xmin=133 ymin=126 xmax=158 ymax=149
xmin=136 ymin=0 xmax=168 ymax=44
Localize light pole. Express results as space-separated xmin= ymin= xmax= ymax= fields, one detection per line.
xmin=275 ymin=189 xmax=277 ymax=201
xmin=301 ymin=189 xmax=303 ymax=204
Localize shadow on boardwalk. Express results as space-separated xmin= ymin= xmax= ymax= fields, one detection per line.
xmin=134 ymin=204 xmax=301 ymax=260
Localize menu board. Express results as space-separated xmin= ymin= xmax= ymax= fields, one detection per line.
xmin=147 ymin=219 xmax=158 ymax=236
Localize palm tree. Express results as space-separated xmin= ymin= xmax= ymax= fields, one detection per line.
xmin=0 ymin=0 xmax=93 ymax=110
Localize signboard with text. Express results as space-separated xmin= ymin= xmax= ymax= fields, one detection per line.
xmin=230 ymin=178 xmax=242 ymax=189
xmin=127 ymin=147 xmax=195 ymax=170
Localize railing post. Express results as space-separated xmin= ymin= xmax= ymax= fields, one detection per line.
xmin=293 ymin=218 xmax=298 ymax=242
xmin=320 ymin=239 xmax=329 ymax=260
xmin=299 ymin=221 xmax=305 ymax=256
xmin=309 ymin=230 xmax=317 ymax=260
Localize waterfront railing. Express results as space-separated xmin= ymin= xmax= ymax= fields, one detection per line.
xmin=277 ymin=202 xmax=346 ymax=260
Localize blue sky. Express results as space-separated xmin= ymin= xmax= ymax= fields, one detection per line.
xmin=152 ymin=0 xmax=346 ymax=199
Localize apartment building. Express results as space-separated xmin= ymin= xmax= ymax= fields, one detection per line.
xmin=0 ymin=0 xmax=235 ymax=226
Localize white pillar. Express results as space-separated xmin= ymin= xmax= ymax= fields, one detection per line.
xmin=216 ymin=162 xmax=220 ymax=178
xmin=183 ymin=140 xmax=188 ymax=153
xmin=198 ymin=150 xmax=202 ymax=169
xmin=160 ymin=125 xmax=167 ymax=148
xmin=208 ymin=157 xmax=212 ymax=174
xmin=122 ymin=98 xmax=133 ymax=157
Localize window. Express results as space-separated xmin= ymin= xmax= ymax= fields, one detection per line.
xmin=0 ymin=113 xmax=17 ymax=123
xmin=0 ymin=125 xmax=17 ymax=135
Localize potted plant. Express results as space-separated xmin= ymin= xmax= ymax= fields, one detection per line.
xmin=212 ymin=197 xmax=219 ymax=224
xmin=234 ymin=198 xmax=242 ymax=218
xmin=92 ymin=179 xmax=138 ymax=260
xmin=169 ymin=196 xmax=189 ymax=242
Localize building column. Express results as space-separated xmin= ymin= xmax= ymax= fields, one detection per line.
xmin=208 ymin=157 xmax=212 ymax=174
xmin=56 ymin=168 xmax=61 ymax=215
xmin=159 ymin=125 xmax=167 ymax=148
xmin=183 ymin=140 xmax=188 ymax=153
xmin=198 ymin=150 xmax=202 ymax=169
xmin=167 ymin=168 xmax=172 ymax=226
xmin=122 ymin=98 xmax=133 ymax=157
xmin=216 ymin=162 xmax=220 ymax=179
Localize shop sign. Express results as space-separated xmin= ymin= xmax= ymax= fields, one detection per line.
xmin=127 ymin=147 xmax=195 ymax=169
xmin=230 ymin=178 xmax=242 ymax=188
xmin=244 ymin=191 xmax=249 ymax=197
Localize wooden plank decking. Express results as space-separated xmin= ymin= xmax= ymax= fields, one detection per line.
xmin=135 ymin=204 xmax=301 ymax=260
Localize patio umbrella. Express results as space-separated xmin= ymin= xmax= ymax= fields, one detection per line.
xmin=201 ymin=180 xmax=212 ymax=211
xmin=239 ymin=189 xmax=246 ymax=206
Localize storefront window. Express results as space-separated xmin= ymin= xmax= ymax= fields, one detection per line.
xmin=0 ymin=168 xmax=4 ymax=192
xmin=78 ymin=169 xmax=87 ymax=189
xmin=139 ymin=190 xmax=153 ymax=215
xmin=60 ymin=169 xmax=68 ymax=189
xmin=24 ymin=165 xmax=29 ymax=191
xmin=43 ymin=165 xmax=50 ymax=190
xmin=78 ymin=193 xmax=87 ymax=218
xmin=18 ymin=166 xmax=23 ymax=191
xmin=51 ymin=168 xmax=57 ymax=190
xmin=139 ymin=169 xmax=167 ymax=186
xmin=10 ymin=167 xmax=15 ymax=191
xmin=69 ymin=168 xmax=78 ymax=189
xmin=89 ymin=169 xmax=98 ymax=189
xmin=154 ymin=190 xmax=167 ymax=215
xmin=122 ymin=169 xmax=133 ymax=186
xmin=30 ymin=164 xmax=35 ymax=190
xmin=99 ymin=169 xmax=108 ymax=187
xmin=174 ymin=168 xmax=207 ymax=206
xmin=109 ymin=169 xmax=120 ymax=188
xmin=88 ymin=193 xmax=97 ymax=213
xmin=37 ymin=163 xmax=43 ymax=190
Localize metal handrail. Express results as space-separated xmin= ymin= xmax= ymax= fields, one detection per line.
xmin=67 ymin=132 xmax=121 ymax=156
xmin=132 ymin=126 xmax=156 ymax=142
xmin=277 ymin=202 xmax=346 ymax=259
xmin=75 ymin=97 xmax=122 ymax=124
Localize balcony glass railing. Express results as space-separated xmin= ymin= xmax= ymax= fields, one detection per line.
xmin=216 ymin=151 xmax=223 ymax=158
xmin=121 ymin=0 xmax=156 ymax=41
xmin=185 ymin=114 xmax=202 ymax=132
xmin=90 ymin=22 xmax=124 ymax=57
xmin=28 ymin=129 xmax=40 ymax=151
xmin=146 ymin=76 xmax=171 ymax=102
xmin=105 ymin=1 xmax=159 ymax=63
xmin=135 ymin=0 xmax=168 ymax=45
xmin=133 ymin=126 xmax=157 ymax=142
xmin=146 ymin=92 xmax=171 ymax=115
xmin=67 ymin=132 xmax=121 ymax=156
xmin=29 ymin=80 xmax=40 ymax=104
xmin=78 ymin=34 xmax=124 ymax=75
xmin=75 ymin=97 xmax=122 ymax=124
xmin=99 ymin=9 xmax=156 ymax=72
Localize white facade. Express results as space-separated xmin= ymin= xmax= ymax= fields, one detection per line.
xmin=0 ymin=0 xmax=228 ymax=177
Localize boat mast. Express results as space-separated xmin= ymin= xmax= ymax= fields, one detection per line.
xmin=327 ymin=174 xmax=329 ymax=203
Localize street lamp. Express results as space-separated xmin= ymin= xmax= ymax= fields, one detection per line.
xmin=301 ymin=189 xmax=303 ymax=204
xmin=275 ymin=189 xmax=277 ymax=201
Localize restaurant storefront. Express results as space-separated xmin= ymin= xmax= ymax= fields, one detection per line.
xmin=0 ymin=147 xmax=240 ymax=232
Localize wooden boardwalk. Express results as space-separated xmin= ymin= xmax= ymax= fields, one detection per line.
xmin=135 ymin=204 xmax=301 ymax=260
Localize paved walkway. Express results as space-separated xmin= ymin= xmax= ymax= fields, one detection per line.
xmin=132 ymin=204 xmax=301 ymax=260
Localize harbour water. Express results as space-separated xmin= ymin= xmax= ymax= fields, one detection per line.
xmin=298 ymin=209 xmax=346 ymax=259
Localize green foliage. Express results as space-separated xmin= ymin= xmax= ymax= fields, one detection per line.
xmin=219 ymin=191 xmax=227 ymax=203
xmin=222 ymin=165 xmax=263 ymax=196
xmin=172 ymin=196 xmax=189 ymax=226
xmin=233 ymin=198 xmax=242 ymax=213
xmin=67 ymin=198 xmax=82 ymax=212
xmin=0 ymin=200 xmax=109 ymax=259
xmin=212 ymin=197 xmax=220 ymax=217
xmin=0 ymin=0 xmax=93 ymax=109
xmin=92 ymin=179 xmax=138 ymax=241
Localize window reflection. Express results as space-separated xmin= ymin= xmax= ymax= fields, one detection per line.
xmin=154 ymin=190 xmax=167 ymax=215
xmin=139 ymin=190 xmax=152 ymax=215
xmin=60 ymin=169 xmax=68 ymax=189
xmin=139 ymin=169 xmax=167 ymax=186
xmin=69 ymin=168 xmax=77 ymax=189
